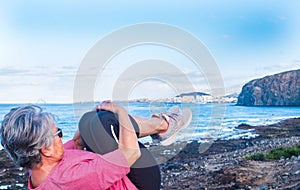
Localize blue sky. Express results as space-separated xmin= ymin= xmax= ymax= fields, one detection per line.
xmin=0 ymin=0 xmax=300 ymax=103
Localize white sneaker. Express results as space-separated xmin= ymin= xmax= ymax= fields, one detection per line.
xmin=152 ymin=106 xmax=192 ymax=146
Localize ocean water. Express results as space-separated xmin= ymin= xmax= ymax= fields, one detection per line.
xmin=1 ymin=103 xmax=300 ymax=148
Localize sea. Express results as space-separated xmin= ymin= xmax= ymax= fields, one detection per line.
xmin=1 ymin=102 xmax=300 ymax=149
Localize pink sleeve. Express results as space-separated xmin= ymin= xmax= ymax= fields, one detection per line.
xmin=63 ymin=140 xmax=77 ymax=150
xmin=57 ymin=150 xmax=131 ymax=189
xmin=95 ymin=150 xmax=131 ymax=189
xmin=102 ymin=149 xmax=129 ymax=168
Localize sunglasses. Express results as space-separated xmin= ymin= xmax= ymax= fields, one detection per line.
xmin=52 ymin=128 xmax=63 ymax=138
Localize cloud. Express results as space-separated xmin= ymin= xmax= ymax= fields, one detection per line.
xmin=0 ymin=65 xmax=78 ymax=103
xmin=94 ymin=67 xmax=222 ymax=101
xmin=219 ymin=34 xmax=232 ymax=39
xmin=0 ymin=65 xmax=77 ymax=78
xmin=0 ymin=67 xmax=29 ymax=75
xmin=222 ymin=60 xmax=300 ymax=94
xmin=55 ymin=66 xmax=78 ymax=77
xmin=255 ymin=61 xmax=300 ymax=74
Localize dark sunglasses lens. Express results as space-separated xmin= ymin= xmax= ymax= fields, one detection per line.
xmin=57 ymin=128 xmax=63 ymax=138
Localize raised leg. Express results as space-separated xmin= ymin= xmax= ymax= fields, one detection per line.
xmin=79 ymin=110 xmax=161 ymax=190
xmin=131 ymin=115 xmax=168 ymax=138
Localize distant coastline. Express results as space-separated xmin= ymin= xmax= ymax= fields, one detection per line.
xmin=130 ymin=92 xmax=238 ymax=104
xmin=73 ymin=92 xmax=238 ymax=104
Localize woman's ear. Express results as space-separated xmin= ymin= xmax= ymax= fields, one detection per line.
xmin=40 ymin=145 xmax=53 ymax=157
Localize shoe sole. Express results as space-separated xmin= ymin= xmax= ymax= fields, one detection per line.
xmin=160 ymin=108 xmax=192 ymax=146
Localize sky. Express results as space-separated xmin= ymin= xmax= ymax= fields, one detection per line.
xmin=0 ymin=0 xmax=300 ymax=103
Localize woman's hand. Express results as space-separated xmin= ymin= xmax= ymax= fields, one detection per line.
xmin=96 ymin=100 xmax=125 ymax=114
xmin=72 ymin=130 xmax=84 ymax=150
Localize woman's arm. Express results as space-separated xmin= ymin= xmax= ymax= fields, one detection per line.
xmin=63 ymin=130 xmax=84 ymax=150
xmin=98 ymin=101 xmax=141 ymax=166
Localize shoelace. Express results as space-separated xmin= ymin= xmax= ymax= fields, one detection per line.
xmin=165 ymin=112 xmax=181 ymax=123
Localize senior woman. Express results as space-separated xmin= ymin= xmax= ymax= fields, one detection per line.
xmin=0 ymin=101 xmax=192 ymax=189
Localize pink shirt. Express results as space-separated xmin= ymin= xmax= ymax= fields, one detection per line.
xmin=28 ymin=140 xmax=137 ymax=190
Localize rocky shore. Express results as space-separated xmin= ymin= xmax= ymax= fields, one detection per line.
xmin=157 ymin=117 xmax=300 ymax=189
xmin=1 ymin=118 xmax=300 ymax=189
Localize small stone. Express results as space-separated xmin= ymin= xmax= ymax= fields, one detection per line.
xmin=256 ymin=175 xmax=263 ymax=179
xmin=259 ymin=185 xmax=268 ymax=190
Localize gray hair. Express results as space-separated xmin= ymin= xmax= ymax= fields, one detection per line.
xmin=0 ymin=105 xmax=55 ymax=169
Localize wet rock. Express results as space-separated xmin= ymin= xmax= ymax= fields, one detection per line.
xmin=259 ymin=185 xmax=268 ymax=190
xmin=0 ymin=151 xmax=28 ymax=190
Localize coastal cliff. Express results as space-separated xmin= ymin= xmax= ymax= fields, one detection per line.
xmin=237 ymin=69 xmax=300 ymax=106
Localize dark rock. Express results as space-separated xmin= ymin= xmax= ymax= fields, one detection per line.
xmin=237 ymin=69 xmax=300 ymax=106
xmin=237 ymin=123 xmax=252 ymax=128
xmin=237 ymin=117 xmax=300 ymax=138
xmin=259 ymin=185 xmax=268 ymax=190
xmin=0 ymin=150 xmax=28 ymax=189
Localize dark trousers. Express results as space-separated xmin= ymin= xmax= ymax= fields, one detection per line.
xmin=82 ymin=111 xmax=161 ymax=190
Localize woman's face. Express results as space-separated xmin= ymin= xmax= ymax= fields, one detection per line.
xmin=49 ymin=126 xmax=64 ymax=160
